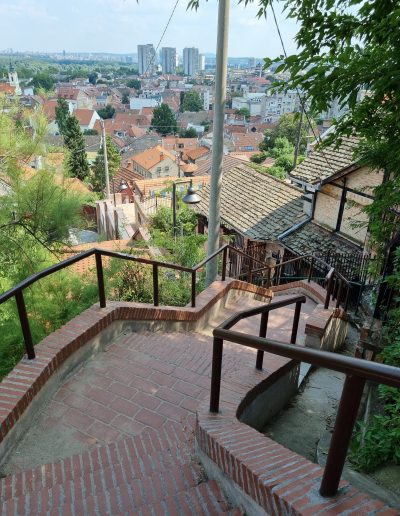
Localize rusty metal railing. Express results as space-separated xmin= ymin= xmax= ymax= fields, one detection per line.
xmin=209 ymin=298 xmax=400 ymax=497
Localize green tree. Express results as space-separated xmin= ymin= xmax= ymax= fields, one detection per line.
xmin=150 ymin=104 xmax=178 ymax=136
xmin=181 ymin=90 xmax=203 ymax=112
xmin=97 ymin=104 xmax=115 ymax=119
xmin=179 ymin=127 xmax=198 ymax=138
xmin=127 ymin=79 xmax=141 ymax=90
xmin=83 ymin=129 xmax=98 ymax=135
xmin=88 ymin=71 xmax=98 ymax=85
xmin=235 ymin=107 xmax=250 ymax=120
xmin=63 ymin=116 xmax=90 ymax=181
xmin=55 ymin=98 xmax=70 ymax=136
xmin=121 ymin=93 xmax=129 ymax=104
xmin=260 ymin=113 xmax=310 ymax=154
xmin=90 ymin=136 xmax=121 ymax=192
xmin=30 ymin=72 xmax=55 ymax=93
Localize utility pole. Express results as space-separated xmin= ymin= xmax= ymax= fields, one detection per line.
xmin=100 ymin=119 xmax=111 ymax=200
xmin=205 ymin=0 xmax=230 ymax=286
xmin=293 ymin=106 xmax=304 ymax=169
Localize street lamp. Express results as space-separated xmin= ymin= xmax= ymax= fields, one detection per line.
xmin=112 ymin=179 xmax=128 ymax=205
xmin=172 ymin=180 xmax=201 ymax=238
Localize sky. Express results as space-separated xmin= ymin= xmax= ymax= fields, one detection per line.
xmin=0 ymin=0 xmax=299 ymax=58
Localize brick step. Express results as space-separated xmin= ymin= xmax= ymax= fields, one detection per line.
xmin=55 ymin=479 xmax=239 ymax=516
xmin=1 ymin=461 xmax=205 ymax=515
xmin=0 ymin=425 xmax=194 ymax=504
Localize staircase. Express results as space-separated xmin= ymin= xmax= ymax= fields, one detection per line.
xmin=0 ymin=428 xmax=240 ymax=515
xmin=0 ymin=291 xmax=317 ymax=515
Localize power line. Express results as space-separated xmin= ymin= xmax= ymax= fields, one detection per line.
xmin=270 ymin=0 xmax=337 ymax=174
xmin=143 ymin=0 xmax=180 ymax=77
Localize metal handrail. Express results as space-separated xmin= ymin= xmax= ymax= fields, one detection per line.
xmin=210 ymin=310 xmax=400 ymax=498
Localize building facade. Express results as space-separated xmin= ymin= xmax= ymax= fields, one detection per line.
xmin=161 ymin=47 xmax=176 ymax=74
xmin=183 ymin=47 xmax=199 ymax=77
xmin=138 ymin=44 xmax=156 ymax=76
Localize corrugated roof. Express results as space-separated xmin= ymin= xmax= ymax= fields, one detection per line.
xmin=290 ymin=137 xmax=360 ymax=185
xmin=196 ymin=163 xmax=307 ymax=241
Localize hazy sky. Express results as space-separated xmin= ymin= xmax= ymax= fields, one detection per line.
xmin=0 ymin=0 xmax=299 ymax=57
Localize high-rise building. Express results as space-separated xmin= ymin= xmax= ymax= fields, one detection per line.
xmin=137 ymin=44 xmax=156 ymax=76
xmin=183 ymin=47 xmax=199 ymax=77
xmin=198 ymin=54 xmax=205 ymax=72
xmin=161 ymin=47 xmax=176 ymax=74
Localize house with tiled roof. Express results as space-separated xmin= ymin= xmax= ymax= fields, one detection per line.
xmin=196 ymin=161 xmax=307 ymax=254
xmin=130 ymin=145 xmax=179 ymax=179
xmin=74 ymin=109 xmax=100 ymax=132
xmin=280 ymin=136 xmax=385 ymax=280
xmin=57 ymin=88 xmax=94 ymax=109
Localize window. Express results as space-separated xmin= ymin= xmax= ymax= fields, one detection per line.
xmin=164 ymin=166 xmax=169 ymax=172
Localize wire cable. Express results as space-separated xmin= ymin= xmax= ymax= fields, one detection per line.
xmin=142 ymin=0 xmax=180 ymax=77
xmin=270 ymin=0 xmax=337 ymax=174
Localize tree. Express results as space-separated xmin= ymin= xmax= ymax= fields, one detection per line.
xmin=55 ymin=98 xmax=70 ymax=136
xmin=260 ymin=113 xmax=310 ymax=154
xmin=127 ymin=79 xmax=141 ymax=90
xmin=88 ymin=72 xmax=98 ymax=85
xmin=97 ymin=104 xmax=115 ymax=119
xmin=179 ymin=127 xmax=198 ymax=138
xmin=235 ymin=107 xmax=250 ymax=120
xmin=63 ymin=116 xmax=90 ymax=181
xmin=90 ymin=136 xmax=121 ymax=192
xmin=181 ymin=90 xmax=203 ymax=112
xmin=30 ymin=72 xmax=55 ymax=93
xmin=150 ymin=104 xmax=178 ymax=136
xmin=121 ymin=93 xmax=129 ymax=104
xmin=83 ymin=129 xmax=98 ymax=135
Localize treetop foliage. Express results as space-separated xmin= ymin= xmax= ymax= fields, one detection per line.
xmin=150 ymin=104 xmax=178 ymax=136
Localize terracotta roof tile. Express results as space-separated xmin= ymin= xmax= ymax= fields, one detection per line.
xmin=131 ymin=145 xmax=175 ymax=171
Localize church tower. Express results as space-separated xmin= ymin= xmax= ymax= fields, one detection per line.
xmin=8 ymin=61 xmax=21 ymax=95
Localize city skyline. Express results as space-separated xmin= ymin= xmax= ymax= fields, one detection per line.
xmin=0 ymin=0 xmax=298 ymax=58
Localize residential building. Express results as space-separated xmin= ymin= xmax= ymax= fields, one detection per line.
xmin=232 ymin=92 xmax=266 ymax=117
xmin=198 ymin=54 xmax=205 ymax=71
xmin=73 ymin=109 xmax=101 ymax=132
xmin=138 ymin=44 xmax=156 ymax=76
xmin=160 ymin=47 xmax=176 ymax=74
xmin=183 ymin=47 xmax=199 ymax=77
xmin=130 ymin=145 xmax=179 ymax=179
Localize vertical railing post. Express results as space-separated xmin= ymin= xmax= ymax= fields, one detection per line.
xmin=290 ymin=301 xmax=302 ymax=344
xmin=308 ymin=256 xmax=314 ymax=283
xmin=319 ymin=375 xmax=366 ymax=497
xmin=324 ymin=270 xmax=334 ymax=309
xmin=222 ymin=246 xmax=227 ymax=281
xmin=344 ymin=285 xmax=351 ymax=311
xmin=247 ymin=259 xmax=253 ymax=283
xmin=266 ymin=267 xmax=271 ymax=289
xmin=95 ymin=252 xmax=106 ymax=308
xmin=256 ymin=311 xmax=269 ymax=370
xmin=191 ymin=270 xmax=196 ymax=307
xmin=210 ymin=337 xmax=223 ymax=413
xmin=15 ymin=291 xmax=35 ymax=360
xmin=153 ymin=264 xmax=159 ymax=307
xmin=336 ymin=279 xmax=343 ymax=308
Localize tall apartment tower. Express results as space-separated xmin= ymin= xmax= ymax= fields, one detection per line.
xmin=198 ymin=54 xmax=205 ymax=72
xmin=137 ymin=44 xmax=156 ymax=76
xmin=183 ymin=47 xmax=199 ymax=78
xmin=161 ymin=47 xmax=176 ymax=74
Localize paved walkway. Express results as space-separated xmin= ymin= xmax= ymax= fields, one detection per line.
xmin=0 ymin=293 xmax=317 ymax=515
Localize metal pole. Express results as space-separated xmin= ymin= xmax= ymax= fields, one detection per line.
xmin=153 ymin=264 xmax=159 ymax=306
xmin=319 ymin=375 xmax=366 ymax=497
xmin=172 ymin=183 xmax=177 ymax=238
xmin=293 ymin=106 xmax=304 ymax=169
xmin=210 ymin=337 xmax=223 ymax=413
xmin=95 ymin=252 xmax=106 ymax=308
xmin=256 ymin=312 xmax=269 ymax=370
xmin=205 ymin=0 xmax=230 ymax=286
xmin=15 ymin=291 xmax=35 ymax=359
xmin=100 ymin=119 xmax=111 ymax=200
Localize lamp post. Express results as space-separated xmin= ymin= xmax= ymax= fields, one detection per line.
xmin=112 ymin=180 xmax=128 ymax=240
xmin=172 ymin=180 xmax=201 ymax=238
xmin=112 ymin=179 xmax=128 ymax=205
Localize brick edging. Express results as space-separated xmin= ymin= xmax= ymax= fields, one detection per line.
xmin=0 ymin=279 xmax=272 ymax=449
xmin=196 ymin=380 xmax=395 ymax=515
